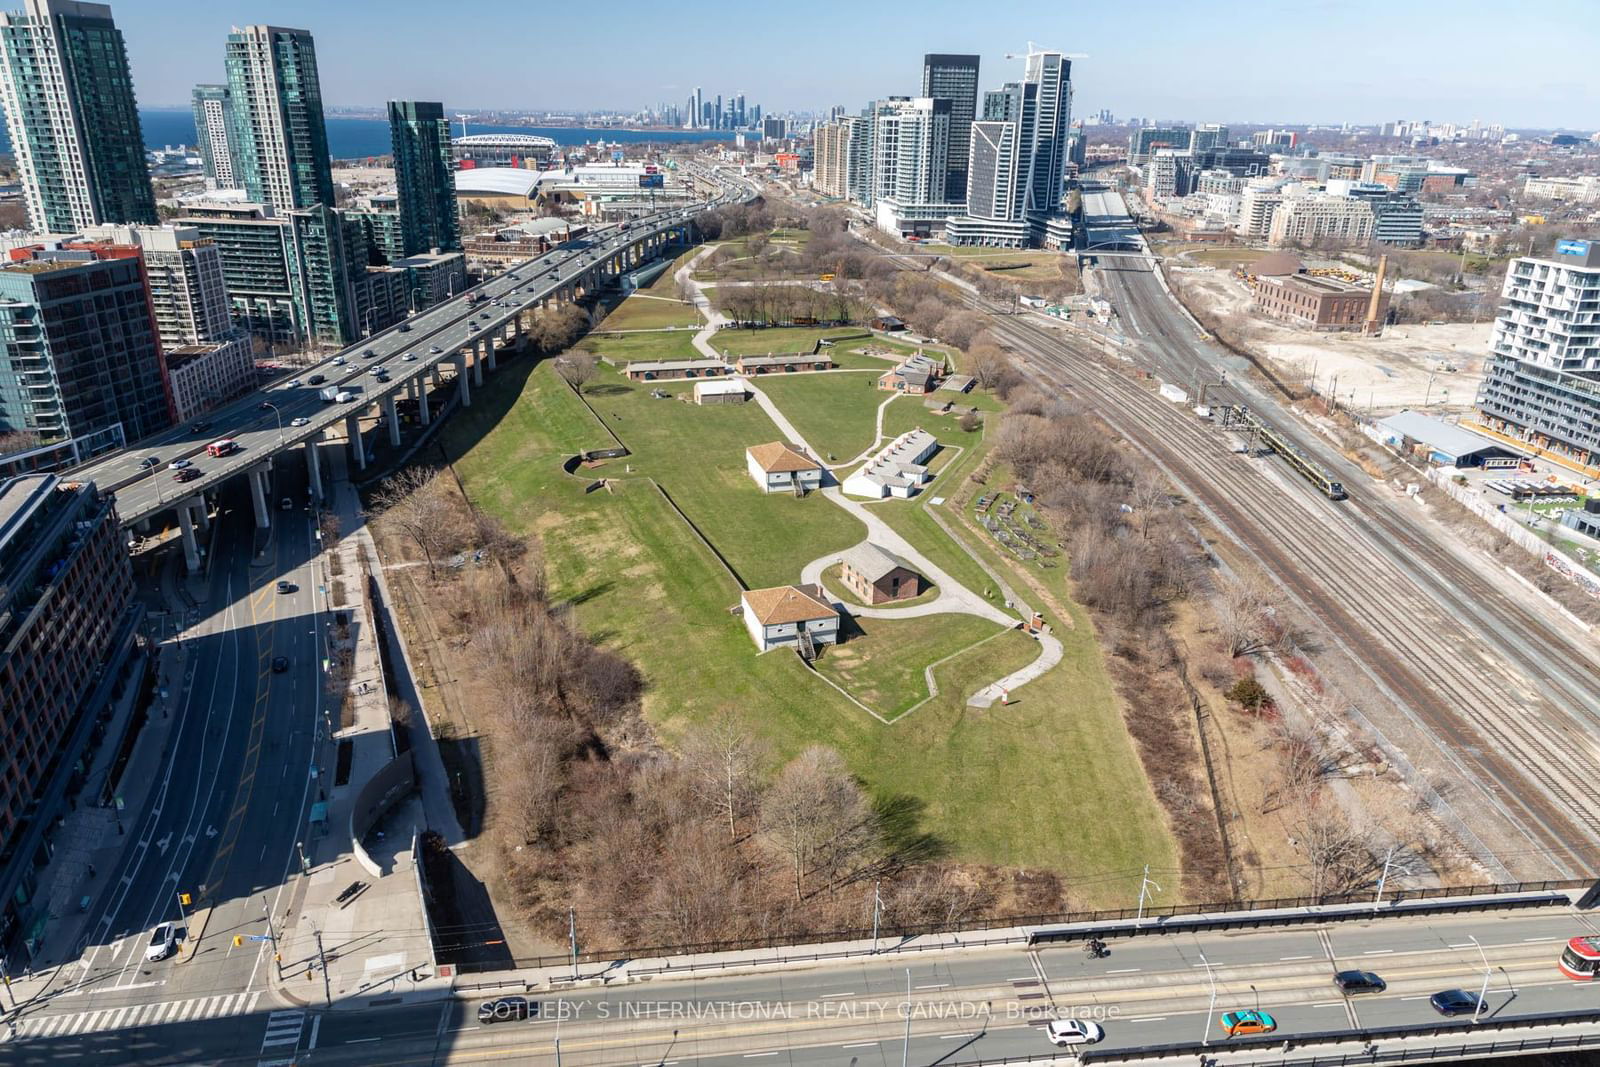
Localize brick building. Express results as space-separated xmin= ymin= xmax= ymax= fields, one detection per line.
xmin=1253 ymin=272 xmax=1388 ymax=331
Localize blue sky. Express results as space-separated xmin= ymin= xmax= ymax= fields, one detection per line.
xmin=117 ymin=0 xmax=1597 ymax=129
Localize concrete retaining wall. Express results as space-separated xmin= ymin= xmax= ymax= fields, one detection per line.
xmin=350 ymin=752 xmax=417 ymax=877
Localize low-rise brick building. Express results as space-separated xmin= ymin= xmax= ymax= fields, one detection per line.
xmin=1253 ymin=273 xmax=1388 ymax=331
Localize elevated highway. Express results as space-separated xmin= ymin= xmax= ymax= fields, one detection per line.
xmin=69 ymin=170 xmax=752 ymax=560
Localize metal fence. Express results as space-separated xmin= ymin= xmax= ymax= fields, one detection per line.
xmin=451 ymin=878 xmax=1591 ymax=975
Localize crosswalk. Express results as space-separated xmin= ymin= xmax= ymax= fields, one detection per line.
xmin=2 ymin=989 xmax=265 ymax=1042
xmin=260 ymin=1010 xmax=305 ymax=1052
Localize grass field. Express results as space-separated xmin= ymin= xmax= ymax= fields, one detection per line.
xmin=817 ymin=612 xmax=1004 ymax=719
xmin=755 ymin=372 xmax=886 ymax=463
xmin=576 ymin=329 xmax=702 ymax=365
xmin=595 ymin=292 xmax=702 ymax=331
xmin=916 ymin=244 xmax=1071 ymax=283
xmin=709 ymin=326 xmax=868 ymax=357
xmin=438 ymin=347 xmax=1176 ymax=888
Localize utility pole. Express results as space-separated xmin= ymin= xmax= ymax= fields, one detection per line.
xmin=313 ymin=922 xmax=332 ymax=1007
xmin=1373 ymin=846 xmax=1396 ymax=912
xmin=569 ymin=907 xmax=579 ymax=981
xmin=175 ymin=892 xmax=192 ymax=954
xmin=901 ymin=968 xmax=912 ymax=1067
xmin=1136 ymin=865 xmax=1162 ymax=926
xmin=263 ymin=895 xmax=282 ymax=978
xmin=871 ymin=881 xmax=883 ymax=954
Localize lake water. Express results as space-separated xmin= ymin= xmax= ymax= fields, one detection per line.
xmin=0 ymin=110 xmax=735 ymax=158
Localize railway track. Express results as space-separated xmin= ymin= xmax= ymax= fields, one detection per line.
xmin=974 ymin=296 xmax=1600 ymax=877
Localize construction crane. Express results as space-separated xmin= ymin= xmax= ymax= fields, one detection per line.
xmin=455 ymin=114 xmax=471 ymax=139
xmin=1004 ymin=43 xmax=1090 ymax=60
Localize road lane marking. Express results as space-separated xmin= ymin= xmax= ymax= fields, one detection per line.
xmin=915 ymin=983 xmax=948 ymax=990
xmin=1106 ymin=968 xmax=1141 ymax=974
xmin=1128 ymin=1016 xmax=1167 ymax=1022
xmin=819 ymin=992 xmax=856 ymax=998
xmin=1362 ymin=949 xmax=1394 ymax=955
xmin=742 ymin=1054 xmax=777 ymax=1058
xmin=1279 ymin=955 xmax=1315 ymax=961
xmin=939 ymin=1033 xmax=975 ymax=1040
xmin=841 ymin=1042 xmax=878 ymax=1048
xmin=346 ymin=1036 xmax=381 ymax=1044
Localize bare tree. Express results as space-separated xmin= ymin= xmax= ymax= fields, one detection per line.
xmin=967 ymin=339 xmax=1010 ymax=390
xmin=556 ymin=352 xmax=598 ymax=393
xmin=1217 ymin=575 xmax=1284 ymax=658
xmin=1128 ymin=474 xmax=1168 ymax=540
xmin=471 ymin=508 xmax=536 ymax=594
xmin=369 ymin=467 xmax=463 ymax=580
xmin=684 ymin=710 xmax=770 ymax=840
xmin=761 ymin=746 xmax=879 ymax=901
xmin=0 ymin=430 xmax=40 ymax=456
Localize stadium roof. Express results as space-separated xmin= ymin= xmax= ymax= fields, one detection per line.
xmin=455 ymin=133 xmax=558 ymax=149
xmin=452 ymin=168 xmax=540 ymax=198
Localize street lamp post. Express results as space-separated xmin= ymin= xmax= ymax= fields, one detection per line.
xmin=901 ymin=968 xmax=911 ymax=1067
xmin=363 ymin=307 xmax=377 ymax=337
xmin=1136 ymin=864 xmax=1162 ymax=927
xmin=260 ymin=401 xmax=285 ymax=447
xmin=409 ymin=286 xmax=424 ymax=314
xmin=1468 ymin=935 xmax=1491 ymax=1023
xmin=1198 ymin=951 xmax=1217 ymax=1046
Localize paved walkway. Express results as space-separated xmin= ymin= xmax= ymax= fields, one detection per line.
xmin=680 ymin=240 xmax=1063 ymax=706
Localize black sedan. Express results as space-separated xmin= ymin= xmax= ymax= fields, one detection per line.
xmin=478 ymin=996 xmax=537 ymax=1024
xmin=271 ymin=656 xmax=289 ymax=673
xmin=1333 ymin=970 xmax=1386 ymax=995
xmin=1429 ymin=989 xmax=1481 ymax=1017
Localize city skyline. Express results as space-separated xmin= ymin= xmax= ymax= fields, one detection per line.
xmin=84 ymin=0 xmax=1600 ymax=130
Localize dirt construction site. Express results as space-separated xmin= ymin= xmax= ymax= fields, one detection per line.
xmin=1169 ymin=263 xmax=1490 ymax=414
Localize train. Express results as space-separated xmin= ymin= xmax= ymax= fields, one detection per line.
xmin=1219 ymin=405 xmax=1348 ymax=501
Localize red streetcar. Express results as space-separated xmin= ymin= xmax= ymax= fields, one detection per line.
xmin=1559 ymin=936 xmax=1600 ymax=979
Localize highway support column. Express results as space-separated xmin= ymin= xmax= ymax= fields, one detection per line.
xmin=417 ymin=377 xmax=431 ymax=426
xmin=385 ymin=394 xmax=401 ymax=447
xmin=485 ymin=333 xmax=498 ymax=372
xmin=305 ymin=437 xmax=323 ymax=502
xmin=472 ymin=341 xmax=484 ymax=387
xmin=177 ymin=499 xmax=201 ymax=573
xmin=346 ymin=414 xmax=366 ymax=471
xmin=456 ymin=352 xmax=471 ymax=407
xmin=249 ymin=463 xmax=271 ymax=530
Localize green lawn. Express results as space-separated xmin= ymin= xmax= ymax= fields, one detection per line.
xmin=576 ymin=329 xmax=702 ymax=365
xmin=596 ymin=292 xmax=702 ymax=330
xmin=818 ymin=612 xmax=1004 ymax=718
xmin=755 ymin=372 xmax=887 ymax=463
xmin=438 ymin=351 xmax=1176 ymax=891
xmin=710 ymin=326 xmax=870 ymax=358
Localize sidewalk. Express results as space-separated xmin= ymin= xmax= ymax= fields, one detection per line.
xmin=269 ymin=442 xmax=442 ymax=1011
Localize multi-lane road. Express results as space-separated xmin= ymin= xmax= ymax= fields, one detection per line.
xmin=72 ymin=197 xmax=741 ymax=527
xmin=2 ymin=905 xmax=1596 ymax=1064
xmin=0 ymin=465 xmax=324 ymax=1057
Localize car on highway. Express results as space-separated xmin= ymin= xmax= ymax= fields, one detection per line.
xmin=308 ymin=374 xmax=325 ymax=385
xmin=172 ymin=467 xmax=200 ymax=483
xmin=398 ymin=323 xmax=411 ymax=333
xmin=402 ymin=353 xmax=416 ymax=361
xmin=280 ymin=498 xmax=293 ymax=511
xmin=271 ymin=656 xmax=289 ymax=673
xmin=468 ymin=322 xmax=479 ymax=331
xmin=363 ymin=348 xmax=378 ymax=359
xmin=139 ymin=456 xmax=160 ymax=470
xmin=1429 ymin=989 xmax=1481 ymax=1017
xmin=477 ymin=997 xmax=536 ymax=1024
xmin=1219 ymin=1010 xmax=1276 ymax=1037
xmin=276 ymin=580 xmax=293 ymax=593
xmin=290 ymin=417 xmax=309 ymax=427
xmin=1333 ymin=970 xmax=1386 ymax=995
xmin=189 ymin=420 xmax=210 ymax=434
xmin=145 ymin=922 xmax=177 ymax=961
xmin=373 ymin=371 xmax=389 ymax=382
xmin=429 ymin=345 xmax=442 ymax=354
xmin=1045 ymin=1019 xmax=1103 ymax=1046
